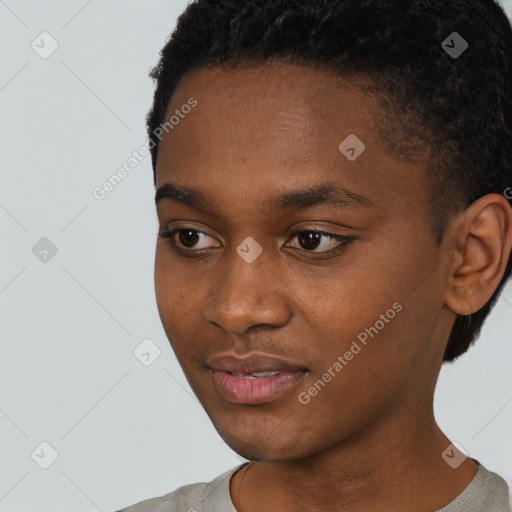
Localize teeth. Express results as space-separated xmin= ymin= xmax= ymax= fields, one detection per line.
xmin=230 ymin=371 xmax=280 ymax=378
xmin=250 ymin=371 xmax=280 ymax=377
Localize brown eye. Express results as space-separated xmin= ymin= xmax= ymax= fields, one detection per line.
xmin=288 ymin=230 xmax=355 ymax=254
xmin=178 ymin=229 xmax=201 ymax=248
xmin=297 ymin=231 xmax=323 ymax=251
xmin=158 ymin=228 xmax=219 ymax=251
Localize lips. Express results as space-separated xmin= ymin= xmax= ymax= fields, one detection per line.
xmin=208 ymin=353 xmax=306 ymax=374
xmin=207 ymin=352 xmax=307 ymax=404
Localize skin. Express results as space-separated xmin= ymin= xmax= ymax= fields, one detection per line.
xmin=153 ymin=61 xmax=512 ymax=512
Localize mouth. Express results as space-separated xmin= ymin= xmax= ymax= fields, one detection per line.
xmin=207 ymin=352 xmax=308 ymax=405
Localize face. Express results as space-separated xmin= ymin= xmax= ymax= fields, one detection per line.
xmin=154 ymin=62 xmax=452 ymax=461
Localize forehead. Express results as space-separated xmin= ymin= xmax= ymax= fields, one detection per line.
xmin=159 ymin=62 xmax=379 ymax=165
xmin=155 ymin=62 xmax=429 ymax=220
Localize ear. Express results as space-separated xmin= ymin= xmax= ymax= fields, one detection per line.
xmin=444 ymin=193 xmax=512 ymax=316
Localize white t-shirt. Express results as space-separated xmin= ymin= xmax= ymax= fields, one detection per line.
xmin=117 ymin=459 xmax=511 ymax=512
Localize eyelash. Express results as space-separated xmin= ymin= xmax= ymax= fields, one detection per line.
xmin=157 ymin=227 xmax=355 ymax=257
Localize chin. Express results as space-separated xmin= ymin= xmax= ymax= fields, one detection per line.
xmin=225 ymin=440 xmax=305 ymax=462
xmin=209 ymin=415 xmax=319 ymax=462
xmin=195 ymin=383 xmax=335 ymax=460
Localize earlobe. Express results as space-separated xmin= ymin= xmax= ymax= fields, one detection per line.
xmin=444 ymin=193 xmax=512 ymax=316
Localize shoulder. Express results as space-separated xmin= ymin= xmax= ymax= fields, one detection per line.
xmin=478 ymin=463 xmax=511 ymax=512
xmin=116 ymin=463 xmax=247 ymax=512
xmin=438 ymin=459 xmax=510 ymax=512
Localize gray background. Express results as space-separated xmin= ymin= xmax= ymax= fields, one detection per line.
xmin=1 ymin=1 xmax=511 ymax=510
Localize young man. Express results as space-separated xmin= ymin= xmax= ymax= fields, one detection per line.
xmin=119 ymin=0 xmax=512 ymax=510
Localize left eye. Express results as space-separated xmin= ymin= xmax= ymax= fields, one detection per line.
xmin=287 ymin=230 xmax=354 ymax=253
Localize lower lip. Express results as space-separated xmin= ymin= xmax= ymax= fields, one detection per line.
xmin=210 ymin=369 xmax=306 ymax=405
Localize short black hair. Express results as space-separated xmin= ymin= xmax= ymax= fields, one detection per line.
xmin=147 ymin=0 xmax=512 ymax=362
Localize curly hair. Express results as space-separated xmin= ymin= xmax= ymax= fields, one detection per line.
xmin=146 ymin=0 xmax=512 ymax=362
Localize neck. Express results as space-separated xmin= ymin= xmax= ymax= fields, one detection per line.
xmin=230 ymin=402 xmax=478 ymax=512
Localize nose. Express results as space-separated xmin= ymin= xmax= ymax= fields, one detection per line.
xmin=204 ymin=240 xmax=291 ymax=335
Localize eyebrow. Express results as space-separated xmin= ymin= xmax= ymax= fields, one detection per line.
xmin=154 ymin=182 xmax=379 ymax=212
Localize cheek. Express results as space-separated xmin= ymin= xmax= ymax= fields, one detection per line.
xmin=295 ymin=245 xmax=438 ymax=393
xmin=154 ymin=248 xmax=191 ymax=336
xmin=154 ymin=248 xmax=172 ymax=319
xmin=154 ymin=246 xmax=212 ymax=370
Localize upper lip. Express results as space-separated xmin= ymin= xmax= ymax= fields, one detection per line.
xmin=207 ymin=352 xmax=306 ymax=374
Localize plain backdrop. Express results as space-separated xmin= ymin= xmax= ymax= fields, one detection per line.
xmin=1 ymin=1 xmax=511 ymax=510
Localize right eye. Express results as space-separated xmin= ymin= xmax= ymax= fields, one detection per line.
xmin=158 ymin=228 xmax=221 ymax=252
